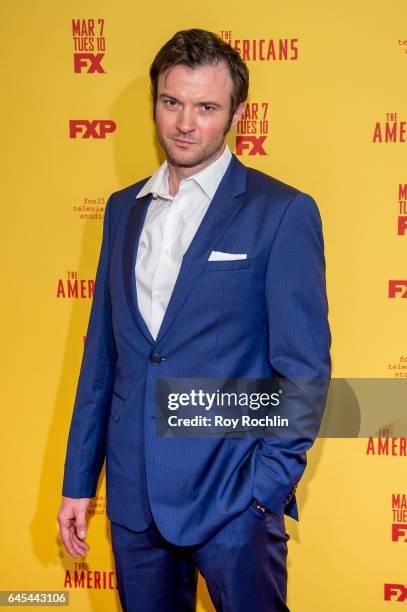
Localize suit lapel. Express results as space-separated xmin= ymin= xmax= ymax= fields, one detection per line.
xmin=155 ymin=155 xmax=247 ymax=345
xmin=123 ymin=154 xmax=248 ymax=347
xmin=123 ymin=190 xmax=156 ymax=345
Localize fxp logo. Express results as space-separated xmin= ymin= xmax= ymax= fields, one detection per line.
xmin=384 ymin=583 xmax=407 ymax=601
xmin=69 ymin=120 xmax=116 ymax=139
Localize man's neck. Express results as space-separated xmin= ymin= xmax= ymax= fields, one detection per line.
xmin=167 ymin=143 xmax=226 ymax=197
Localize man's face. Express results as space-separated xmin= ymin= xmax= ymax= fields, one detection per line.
xmin=155 ymin=62 xmax=244 ymax=169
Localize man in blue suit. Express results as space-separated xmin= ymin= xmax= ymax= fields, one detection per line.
xmin=58 ymin=28 xmax=331 ymax=611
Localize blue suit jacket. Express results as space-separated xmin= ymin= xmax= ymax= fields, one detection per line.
xmin=62 ymin=154 xmax=331 ymax=546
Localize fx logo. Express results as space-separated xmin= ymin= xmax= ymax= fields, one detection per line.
xmin=388 ymin=280 xmax=407 ymax=298
xmin=392 ymin=524 xmax=407 ymax=542
xmin=398 ymin=216 xmax=407 ymax=235
xmin=384 ymin=584 xmax=407 ymax=601
xmin=236 ymin=136 xmax=267 ymax=156
xmin=69 ymin=120 xmax=116 ymax=139
xmin=73 ymin=53 xmax=106 ymax=73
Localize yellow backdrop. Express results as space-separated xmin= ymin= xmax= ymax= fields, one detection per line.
xmin=2 ymin=0 xmax=406 ymax=610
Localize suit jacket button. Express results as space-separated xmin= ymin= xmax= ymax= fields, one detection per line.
xmin=151 ymin=353 xmax=162 ymax=365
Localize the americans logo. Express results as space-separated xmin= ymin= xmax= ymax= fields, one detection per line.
xmin=220 ymin=30 xmax=298 ymax=61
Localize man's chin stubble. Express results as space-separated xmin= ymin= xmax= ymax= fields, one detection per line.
xmin=166 ymin=145 xmax=225 ymax=169
xmin=167 ymin=156 xmax=204 ymax=168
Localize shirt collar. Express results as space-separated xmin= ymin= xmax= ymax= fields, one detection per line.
xmin=135 ymin=143 xmax=232 ymax=201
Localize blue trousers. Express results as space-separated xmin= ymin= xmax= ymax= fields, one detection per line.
xmin=110 ymin=501 xmax=290 ymax=611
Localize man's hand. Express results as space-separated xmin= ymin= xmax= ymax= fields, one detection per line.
xmin=58 ymin=497 xmax=91 ymax=558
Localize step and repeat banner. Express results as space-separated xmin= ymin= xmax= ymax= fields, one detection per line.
xmin=2 ymin=0 xmax=406 ymax=610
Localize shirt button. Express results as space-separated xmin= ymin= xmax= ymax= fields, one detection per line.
xmin=154 ymin=291 xmax=161 ymax=299
xmin=162 ymin=248 xmax=170 ymax=255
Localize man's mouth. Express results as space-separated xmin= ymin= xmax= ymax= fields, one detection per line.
xmin=173 ymin=138 xmax=196 ymax=146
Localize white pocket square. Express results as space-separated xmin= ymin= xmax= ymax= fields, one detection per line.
xmin=208 ymin=250 xmax=247 ymax=261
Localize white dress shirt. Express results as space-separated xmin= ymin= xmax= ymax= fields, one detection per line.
xmin=135 ymin=143 xmax=232 ymax=340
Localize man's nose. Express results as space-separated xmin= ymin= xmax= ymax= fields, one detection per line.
xmin=176 ymin=107 xmax=195 ymax=134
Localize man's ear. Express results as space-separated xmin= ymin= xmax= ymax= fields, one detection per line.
xmin=230 ymin=102 xmax=246 ymax=130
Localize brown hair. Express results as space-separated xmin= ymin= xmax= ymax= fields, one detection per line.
xmin=149 ymin=29 xmax=249 ymax=123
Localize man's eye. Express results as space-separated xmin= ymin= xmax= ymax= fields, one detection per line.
xmin=164 ymin=99 xmax=177 ymax=106
xmin=202 ymin=105 xmax=215 ymax=112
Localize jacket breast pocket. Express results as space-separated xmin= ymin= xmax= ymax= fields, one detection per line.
xmin=110 ymin=391 xmax=126 ymax=422
xmin=204 ymin=258 xmax=253 ymax=271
